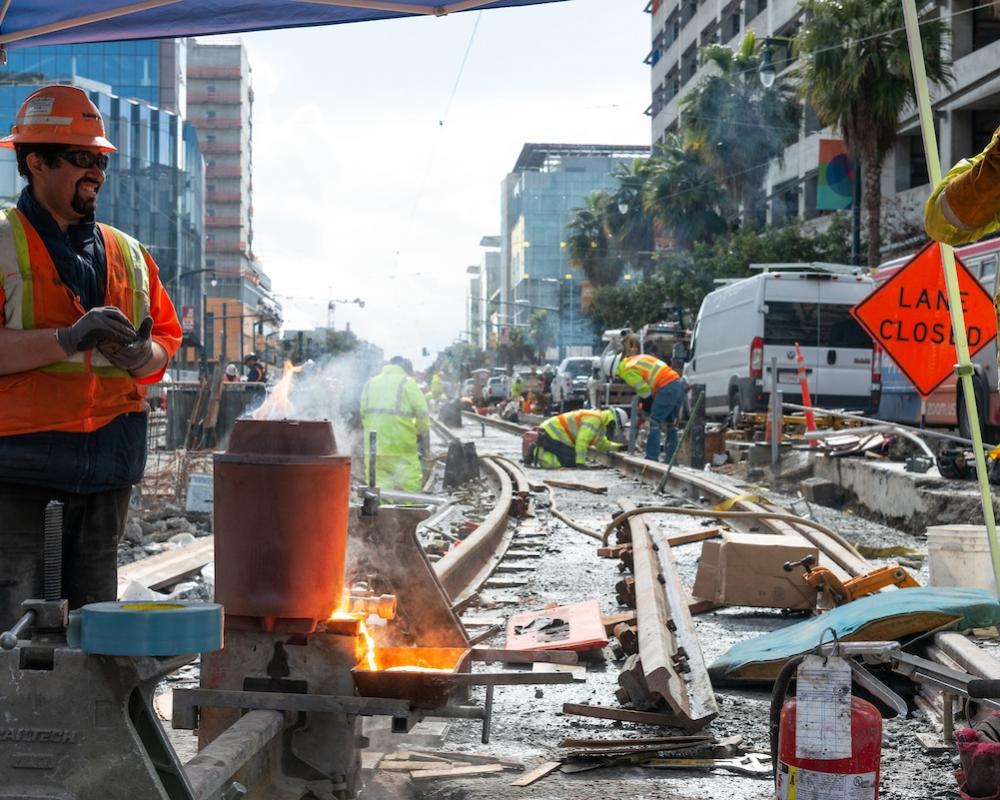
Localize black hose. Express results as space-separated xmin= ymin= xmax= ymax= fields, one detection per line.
xmin=769 ymin=655 xmax=805 ymax=781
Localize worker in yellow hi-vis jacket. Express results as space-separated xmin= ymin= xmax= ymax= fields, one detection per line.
xmin=528 ymin=408 xmax=626 ymax=469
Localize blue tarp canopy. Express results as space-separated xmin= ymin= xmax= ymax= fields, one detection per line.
xmin=0 ymin=0 xmax=566 ymax=49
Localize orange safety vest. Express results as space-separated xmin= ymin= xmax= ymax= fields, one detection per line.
xmin=619 ymin=354 xmax=679 ymax=396
xmin=0 ymin=208 xmax=153 ymax=435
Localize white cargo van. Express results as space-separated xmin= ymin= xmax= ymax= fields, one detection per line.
xmin=683 ymin=266 xmax=879 ymax=418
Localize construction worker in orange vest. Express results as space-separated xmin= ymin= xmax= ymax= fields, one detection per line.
xmin=0 ymin=86 xmax=182 ymax=625
xmin=529 ymin=408 xmax=627 ymax=468
xmin=605 ymin=352 xmax=685 ymax=463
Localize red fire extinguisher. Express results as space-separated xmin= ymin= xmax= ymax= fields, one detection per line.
xmin=771 ymin=649 xmax=883 ymax=799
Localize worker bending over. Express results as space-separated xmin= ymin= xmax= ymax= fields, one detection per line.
xmin=360 ymin=356 xmax=431 ymax=492
xmin=607 ymin=353 xmax=684 ymax=463
xmin=926 ymin=127 xmax=1000 ymax=246
xmin=0 ymin=86 xmax=181 ymax=625
xmin=529 ymin=408 xmax=627 ymax=469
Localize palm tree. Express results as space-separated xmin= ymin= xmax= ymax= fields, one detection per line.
xmin=605 ymin=158 xmax=656 ymax=279
xmin=564 ymin=192 xmax=624 ymax=287
xmin=796 ymin=0 xmax=950 ymax=268
xmin=682 ymin=31 xmax=800 ymax=228
xmin=642 ymin=136 xmax=728 ymax=251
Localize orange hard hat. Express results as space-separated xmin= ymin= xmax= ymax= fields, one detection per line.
xmin=0 ymin=85 xmax=116 ymax=152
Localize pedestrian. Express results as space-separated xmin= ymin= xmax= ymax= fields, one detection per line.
xmin=0 ymin=86 xmax=181 ymax=625
xmin=605 ymin=352 xmax=684 ymax=463
xmin=511 ymin=372 xmax=525 ymax=400
xmin=224 ymin=363 xmax=240 ymax=382
xmin=359 ymin=356 xmax=431 ymax=492
xmin=528 ymin=408 xmax=626 ymax=468
xmin=244 ymin=352 xmax=265 ymax=382
xmin=926 ymin=128 xmax=1000 ymax=245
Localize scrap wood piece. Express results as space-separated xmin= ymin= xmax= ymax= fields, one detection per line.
xmin=665 ymin=527 xmax=725 ymax=548
xmin=410 ymin=763 xmax=505 ymax=780
xmin=117 ymin=537 xmax=214 ymax=595
xmin=471 ymin=647 xmax=578 ymax=665
xmin=510 ymin=761 xmax=560 ymax=787
xmin=621 ymin=499 xmax=718 ymax=731
xmin=543 ymin=478 xmax=608 ymax=494
xmin=597 ymin=544 xmax=629 ymax=559
xmin=532 ymin=662 xmax=587 ymax=681
xmin=602 ymin=610 xmax=637 ymax=634
xmin=562 ymin=741 xmax=717 ymax=760
xmin=410 ymin=750 xmax=522 ymax=768
xmin=562 ymin=703 xmax=687 ymax=727
xmin=558 ymin=735 xmax=713 ymax=749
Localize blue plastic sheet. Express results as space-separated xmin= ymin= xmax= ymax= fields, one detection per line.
xmin=710 ymin=587 xmax=1000 ymax=683
xmin=0 ymin=1 xmax=565 ymax=49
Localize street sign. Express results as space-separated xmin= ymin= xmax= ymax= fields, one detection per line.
xmin=851 ymin=241 xmax=997 ymax=397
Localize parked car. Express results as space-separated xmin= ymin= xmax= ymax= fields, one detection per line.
xmin=551 ymin=357 xmax=595 ymax=411
xmin=682 ymin=265 xmax=879 ymax=418
xmin=484 ymin=374 xmax=510 ymax=404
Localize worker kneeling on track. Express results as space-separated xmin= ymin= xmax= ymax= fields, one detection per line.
xmin=0 ymin=86 xmax=182 ymax=626
xmin=360 ymin=355 xmax=431 ymax=492
xmin=530 ymin=407 xmax=626 ymax=469
xmin=605 ymin=352 xmax=685 ymax=463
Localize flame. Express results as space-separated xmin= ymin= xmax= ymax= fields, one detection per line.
xmin=330 ymin=599 xmax=379 ymax=670
xmin=252 ymin=360 xmax=303 ymax=420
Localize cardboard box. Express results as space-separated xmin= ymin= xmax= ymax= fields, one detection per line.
xmin=691 ymin=532 xmax=818 ymax=610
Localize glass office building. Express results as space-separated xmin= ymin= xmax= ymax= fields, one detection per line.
xmin=502 ymin=144 xmax=650 ymax=357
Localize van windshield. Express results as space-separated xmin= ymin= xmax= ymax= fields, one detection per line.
xmin=565 ymin=360 xmax=592 ymax=377
xmin=765 ymin=302 xmax=871 ymax=348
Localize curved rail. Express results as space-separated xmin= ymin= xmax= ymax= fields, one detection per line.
xmin=462 ymin=412 xmax=872 ymax=579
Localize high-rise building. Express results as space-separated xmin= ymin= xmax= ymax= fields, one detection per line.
xmin=647 ymin=0 xmax=1000 ymax=253
xmin=186 ymin=39 xmax=279 ymax=367
xmin=501 ymin=144 xmax=649 ymax=358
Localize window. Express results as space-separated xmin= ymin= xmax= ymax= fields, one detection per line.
xmin=207 ymin=84 xmax=217 ymax=93
xmin=207 ymin=110 xmax=216 ymax=119
xmin=764 ymin=302 xmax=871 ymax=348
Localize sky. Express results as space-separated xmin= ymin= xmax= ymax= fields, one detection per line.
xmin=215 ymin=0 xmax=652 ymax=368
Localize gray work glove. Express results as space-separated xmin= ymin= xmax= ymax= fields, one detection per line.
xmin=56 ymin=306 xmax=136 ymax=354
xmin=98 ymin=316 xmax=155 ymax=373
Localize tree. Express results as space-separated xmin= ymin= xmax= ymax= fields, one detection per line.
xmin=795 ymin=0 xmax=950 ymax=268
xmin=564 ymin=191 xmax=625 ymax=286
xmin=605 ymin=158 xmax=656 ymax=279
xmin=643 ymin=135 xmax=729 ymax=251
xmin=528 ymin=309 xmax=556 ymax=361
xmin=682 ymin=31 xmax=800 ymax=228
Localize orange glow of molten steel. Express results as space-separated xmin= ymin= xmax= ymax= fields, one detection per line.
xmin=252 ymin=360 xmax=303 ymax=421
xmin=330 ymin=600 xmax=379 ymax=670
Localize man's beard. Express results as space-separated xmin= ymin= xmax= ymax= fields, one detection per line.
xmin=70 ymin=183 xmax=98 ymax=216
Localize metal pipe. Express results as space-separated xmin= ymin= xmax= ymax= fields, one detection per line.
xmin=803 ymin=424 xmax=935 ymax=459
xmin=782 ymin=401 xmax=997 ymax=448
xmin=185 ymin=710 xmax=284 ymax=800
xmin=378 ymin=490 xmax=450 ymax=506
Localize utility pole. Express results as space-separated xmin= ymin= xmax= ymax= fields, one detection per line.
xmin=327 ymin=297 xmax=366 ymax=330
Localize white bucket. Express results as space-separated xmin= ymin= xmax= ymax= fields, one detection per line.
xmin=926 ymin=524 xmax=997 ymax=597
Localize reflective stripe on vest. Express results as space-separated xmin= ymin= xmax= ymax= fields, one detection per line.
xmin=0 ymin=209 xmax=150 ymax=378
xmin=624 ymin=354 xmax=678 ymax=393
xmin=543 ymin=409 xmax=602 ymax=444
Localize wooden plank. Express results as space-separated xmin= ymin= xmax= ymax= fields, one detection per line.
xmin=470 ymin=648 xmax=578 ymax=665
xmin=688 ymin=599 xmax=722 ymax=616
xmin=562 ymin=703 xmax=685 ymax=727
xmin=117 ymin=537 xmax=214 ymax=595
xmin=410 ymin=750 xmax=522 ymax=768
xmin=558 ymin=735 xmax=713 ymax=749
xmin=496 ymin=564 xmax=533 ymax=574
xmin=532 ymin=662 xmax=587 ymax=681
xmin=543 ymin=478 xmax=608 ymax=494
xmin=601 ymin=610 xmax=637 ymax=634
xmin=597 ymin=544 xmax=629 ymax=559
xmin=461 ymin=618 xmax=506 ymax=628
xmin=410 ymin=764 xmax=505 ymax=780
xmin=484 ymin=579 xmax=529 ymax=589
xmin=394 ymin=751 xmax=451 ymax=763
xmin=665 ymin=528 xmax=725 ymax=548
xmin=510 ymin=761 xmax=561 ymax=787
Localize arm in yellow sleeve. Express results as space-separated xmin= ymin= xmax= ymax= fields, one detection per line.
xmin=926 ymin=126 xmax=1000 ymax=246
xmin=575 ymin=421 xmax=599 ymax=464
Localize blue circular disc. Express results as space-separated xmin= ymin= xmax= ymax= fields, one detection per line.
xmin=80 ymin=601 xmax=224 ymax=656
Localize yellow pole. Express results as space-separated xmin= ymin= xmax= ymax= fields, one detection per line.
xmin=901 ymin=0 xmax=1000 ymax=596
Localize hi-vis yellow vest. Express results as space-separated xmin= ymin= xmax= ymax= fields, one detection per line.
xmin=0 ymin=208 xmax=151 ymax=434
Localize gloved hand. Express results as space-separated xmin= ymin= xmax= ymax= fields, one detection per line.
xmin=98 ymin=316 xmax=154 ymax=373
xmin=639 ymin=395 xmax=653 ymax=414
xmin=56 ymin=306 xmax=136 ymax=354
xmin=607 ymin=441 xmax=625 ymax=452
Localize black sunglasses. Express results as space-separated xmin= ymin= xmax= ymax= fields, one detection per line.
xmin=57 ymin=151 xmax=109 ymax=171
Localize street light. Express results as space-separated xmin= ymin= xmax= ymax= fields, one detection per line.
xmin=758 ymin=36 xmax=794 ymax=88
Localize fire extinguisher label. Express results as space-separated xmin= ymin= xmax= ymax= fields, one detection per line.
xmin=776 ymin=761 xmax=877 ymax=800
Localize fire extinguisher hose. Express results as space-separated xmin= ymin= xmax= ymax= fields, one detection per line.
xmin=769 ymin=654 xmax=805 ymax=780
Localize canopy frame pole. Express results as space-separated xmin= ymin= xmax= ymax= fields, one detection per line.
xmin=0 ymin=0 xmax=181 ymax=45
xmin=901 ymin=0 xmax=1000 ymax=597
xmin=0 ymin=0 xmax=13 ymax=31
xmin=296 ymin=0 xmax=497 ymax=15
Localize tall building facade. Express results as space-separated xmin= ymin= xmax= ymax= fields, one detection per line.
xmin=647 ymin=0 xmax=1000 ymax=256
xmin=501 ymin=144 xmax=649 ymax=358
xmin=187 ymin=40 xmax=279 ymax=367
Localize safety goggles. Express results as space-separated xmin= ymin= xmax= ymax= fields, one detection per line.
xmin=57 ymin=150 xmax=109 ymax=171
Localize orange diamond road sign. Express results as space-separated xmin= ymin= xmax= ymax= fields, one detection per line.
xmin=851 ymin=241 xmax=997 ymax=397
